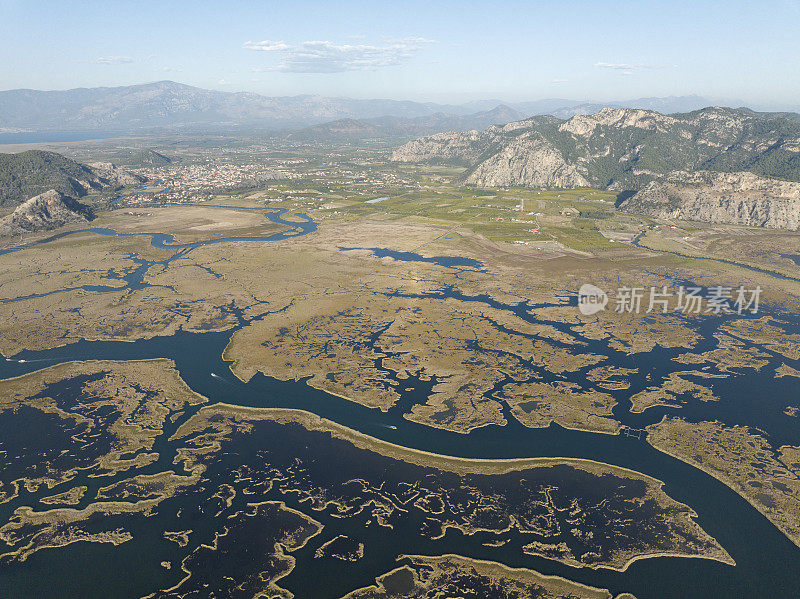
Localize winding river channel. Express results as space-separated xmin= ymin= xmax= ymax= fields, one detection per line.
xmin=0 ymin=207 xmax=798 ymax=598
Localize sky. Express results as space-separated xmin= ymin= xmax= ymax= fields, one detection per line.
xmin=1 ymin=0 xmax=799 ymax=108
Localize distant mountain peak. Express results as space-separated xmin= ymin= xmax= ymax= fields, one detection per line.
xmin=0 ymin=82 xmax=767 ymax=133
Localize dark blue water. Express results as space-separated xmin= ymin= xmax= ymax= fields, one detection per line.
xmin=0 ymin=320 xmax=799 ymax=598
xmin=339 ymin=246 xmax=486 ymax=271
xmin=109 ymin=179 xmax=170 ymax=205
xmin=781 ymin=253 xmax=800 ymax=267
xmin=0 ymin=130 xmax=128 ymax=144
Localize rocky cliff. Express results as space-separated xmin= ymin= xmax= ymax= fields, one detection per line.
xmin=391 ymin=129 xmax=495 ymax=166
xmin=618 ymin=171 xmax=800 ymax=230
xmin=86 ymin=161 xmax=148 ymax=187
xmin=461 ymin=134 xmax=590 ymax=187
xmin=0 ymin=190 xmax=94 ymax=236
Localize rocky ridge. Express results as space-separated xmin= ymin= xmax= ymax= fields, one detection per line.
xmin=0 ymin=190 xmax=94 ymax=236
xmin=392 ymin=107 xmax=800 ymax=190
xmin=619 ymin=171 xmax=800 ymax=230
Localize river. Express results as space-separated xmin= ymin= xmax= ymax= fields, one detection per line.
xmin=0 ymin=209 xmax=798 ymax=598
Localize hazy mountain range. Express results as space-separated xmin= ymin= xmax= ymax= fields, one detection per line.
xmin=286 ymin=105 xmax=530 ymax=141
xmin=0 ymin=81 xmax=737 ymax=134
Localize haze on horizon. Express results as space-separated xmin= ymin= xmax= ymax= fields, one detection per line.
xmin=2 ymin=0 xmax=800 ymax=110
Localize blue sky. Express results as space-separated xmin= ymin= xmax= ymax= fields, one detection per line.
xmin=2 ymin=0 xmax=799 ymax=107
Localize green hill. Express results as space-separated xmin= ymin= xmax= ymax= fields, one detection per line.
xmin=120 ymin=149 xmax=174 ymax=167
xmin=0 ymin=150 xmax=100 ymax=207
xmin=0 ymin=150 xmax=145 ymax=208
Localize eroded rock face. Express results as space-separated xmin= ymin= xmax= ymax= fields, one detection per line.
xmin=619 ymin=171 xmax=800 ymax=230
xmin=462 ymin=134 xmax=590 ymax=188
xmin=86 ymin=162 xmax=147 ymax=187
xmin=557 ymin=107 xmax=679 ymax=136
xmin=0 ymin=189 xmax=93 ymax=236
xmin=391 ymin=129 xmax=492 ymax=165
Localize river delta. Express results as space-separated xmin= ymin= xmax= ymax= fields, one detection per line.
xmin=0 ymin=163 xmax=799 ymax=598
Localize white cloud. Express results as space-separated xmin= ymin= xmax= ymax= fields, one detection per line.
xmin=551 ymin=78 xmax=568 ymax=84
xmin=243 ymin=40 xmax=291 ymax=51
xmin=594 ymin=61 xmax=678 ymax=71
xmin=161 ymin=66 xmax=181 ymax=72
xmin=243 ymin=37 xmax=434 ymax=73
xmin=218 ymin=78 xmax=232 ymax=85
xmin=94 ymin=56 xmax=134 ymax=65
